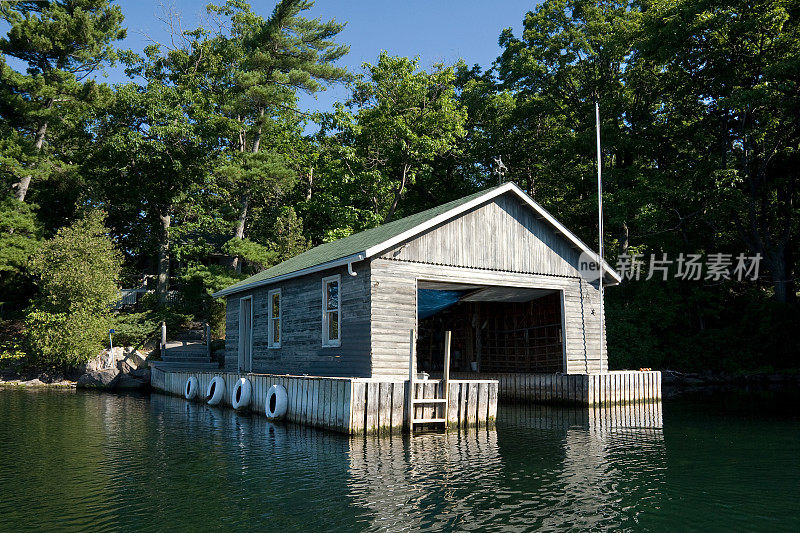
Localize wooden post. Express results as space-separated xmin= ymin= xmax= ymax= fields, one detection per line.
xmin=407 ymin=329 xmax=416 ymax=432
xmin=205 ymin=322 xmax=211 ymax=359
xmin=443 ymin=330 xmax=451 ymax=424
xmin=160 ymin=321 xmax=167 ymax=354
xmin=475 ymin=304 xmax=482 ymax=372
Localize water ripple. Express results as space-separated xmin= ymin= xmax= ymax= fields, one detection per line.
xmin=0 ymin=388 xmax=797 ymax=531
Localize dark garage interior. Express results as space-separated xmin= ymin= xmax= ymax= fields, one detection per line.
xmin=416 ymin=282 xmax=564 ymax=375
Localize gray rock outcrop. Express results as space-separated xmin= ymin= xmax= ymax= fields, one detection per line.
xmin=77 ymin=368 xmax=120 ymax=389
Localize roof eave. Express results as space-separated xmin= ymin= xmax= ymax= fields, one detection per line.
xmin=212 ymin=252 xmax=366 ymax=298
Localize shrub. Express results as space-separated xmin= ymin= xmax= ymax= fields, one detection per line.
xmin=111 ymin=312 xmax=160 ymax=348
xmin=28 ymin=210 xmax=122 ymax=314
xmin=26 ymin=309 xmax=110 ymax=367
xmin=179 ymin=264 xmax=242 ymax=338
xmin=0 ymin=320 xmax=28 ymax=371
xmin=25 ymin=211 xmax=122 ymax=366
xmin=110 ymin=309 xmax=193 ymax=349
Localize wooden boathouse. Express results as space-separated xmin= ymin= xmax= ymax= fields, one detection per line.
xmin=150 ymin=182 xmax=659 ymax=434
xmin=209 ymin=182 xmax=659 ymax=404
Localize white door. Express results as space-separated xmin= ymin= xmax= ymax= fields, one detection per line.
xmin=239 ymin=297 xmax=253 ymax=372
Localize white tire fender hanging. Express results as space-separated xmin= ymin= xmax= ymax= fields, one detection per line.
xmin=185 ymin=376 xmax=198 ymax=400
xmin=231 ymin=378 xmax=252 ymax=410
xmin=206 ymin=376 xmax=225 ymax=406
xmin=265 ymin=384 xmax=288 ymax=420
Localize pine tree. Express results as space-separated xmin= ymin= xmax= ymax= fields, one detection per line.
xmin=0 ymin=0 xmax=126 ymax=202
xmin=205 ymin=0 xmax=349 ymax=269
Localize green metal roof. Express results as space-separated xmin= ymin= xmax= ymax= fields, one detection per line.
xmin=215 ymin=186 xmax=500 ymax=297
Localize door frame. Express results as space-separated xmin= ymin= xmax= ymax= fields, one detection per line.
xmin=238 ymin=295 xmax=253 ymax=372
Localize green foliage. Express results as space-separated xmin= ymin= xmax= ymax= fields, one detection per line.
xmin=269 ymin=207 xmax=310 ymax=261
xmin=25 ymin=308 xmax=109 ymax=367
xmin=0 ymin=0 xmax=126 ymax=203
xmin=326 ymin=53 xmax=467 ymax=223
xmin=110 ymin=312 xmax=160 ymax=349
xmin=28 ymin=210 xmax=122 ymax=314
xmin=179 ymin=265 xmax=244 ymax=338
xmin=0 ymin=195 xmax=40 ymax=274
xmin=110 ymin=308 xmax=193 ymax=349
xmin=25 ymin=211 xmax=121 ymax=366
xmin=221 ymin=238 xmax=276 ymax=272
xmin=0 ymin=320 xmax=27 ymax=369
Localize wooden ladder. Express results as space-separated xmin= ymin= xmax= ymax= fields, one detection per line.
xmin=408 ymin=330 xmax=451 ymax=432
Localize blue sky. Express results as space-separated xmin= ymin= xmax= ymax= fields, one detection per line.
xmin=2 ymin=1 xmax=538 ymax=113
xmin=110 ymin=0 xmax=537 ymax=113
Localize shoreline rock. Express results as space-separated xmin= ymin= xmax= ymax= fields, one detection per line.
xmin=76 ymin=367 xmax=120 ymax=389
xmin=1 ymin=346 xmax=152 ymax=392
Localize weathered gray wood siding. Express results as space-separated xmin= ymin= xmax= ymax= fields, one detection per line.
xmin=224 ymin=263 xmax=372 ymax=377
xmin=386 ymin=193 xmax=588 ymax=277
xmin=370 ymin=192 xmax=608 ymax=376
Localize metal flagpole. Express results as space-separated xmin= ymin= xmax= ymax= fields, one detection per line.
xmin=595 ymin=102 xmax=604 ymax=362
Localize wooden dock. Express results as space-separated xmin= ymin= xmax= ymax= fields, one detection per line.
xmin=450 ymin=370 xmax=661 ymax=406
xmin=150 ymin=367 xmax=497 ymax=435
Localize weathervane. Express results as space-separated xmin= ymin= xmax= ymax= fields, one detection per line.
xmin=493 ymin=156 xmax=507 ymax=185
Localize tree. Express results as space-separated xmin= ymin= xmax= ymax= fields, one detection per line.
xmin=89 ymin=47 xmax=213 ymax=302
xmin=495 ymin=0 xmax=648 ymax=234
xmin=0 ymin=0 xmax=125 ymax=203
xmin=26 ymin=210 xmax=122 ymax=366
xmin=0 ymin=194 xmax=39 ymax=274
xmin=201 ymin=0 xmax=349 ymax=268
xmin=331 ymin=53 xmax=467 ymax=223
xmin=639 ymin=0 xmax=800 ymax=303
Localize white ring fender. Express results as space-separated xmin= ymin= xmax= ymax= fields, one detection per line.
xmin=206 ymin=376 xmax=225 ymax=406
xmin=265 ymin=384 xmax=288 ymax=420
xmin=185 ymin=376 xmax=198 ymax=400
xmin=231 ymin=378 xmax=252 ymax=410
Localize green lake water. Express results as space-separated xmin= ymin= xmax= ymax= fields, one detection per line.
xmin=0 ymin=387 xmax=797 ymax=531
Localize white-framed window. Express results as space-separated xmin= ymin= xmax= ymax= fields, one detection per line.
xmin=322 ymin=274 xmax=341 ymax=347
xmin=268 ymin=288 xmax=281 ymax=348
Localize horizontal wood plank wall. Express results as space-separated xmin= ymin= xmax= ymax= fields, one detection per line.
xmin=369 ymin=259 xmax=608 ymax=378
xmin=151 ymin=369 xmax=497 ymax=435
xmin=450 ymin=371 xmax=661 ymax=406
xmin=224 ymin=263 xmax=372 ymax=377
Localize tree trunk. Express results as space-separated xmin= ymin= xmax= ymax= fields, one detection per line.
xmin=227 ymin=108 xmax=265 ymax=271
xmin=305 ymin=167 xmax=314 ymax=201
xmin=156 ymin=211 xmax=171 ymax=304
xmin=620 ymin=221 xmax=629 ymax=256
xmin=229 ymin=192 xmax=249 ymax=273
xmin=385 ymin=164 xmax=409 ymax=223
xmin=251 ymin=107 xmax=265 ymax=154
xmin=13 ymin=175 xmax=33 ymax=203
xmin=765 ymin=247 xmax=795 ymax=304
xmin=13 ymin=118 xmax=49 ymax=202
